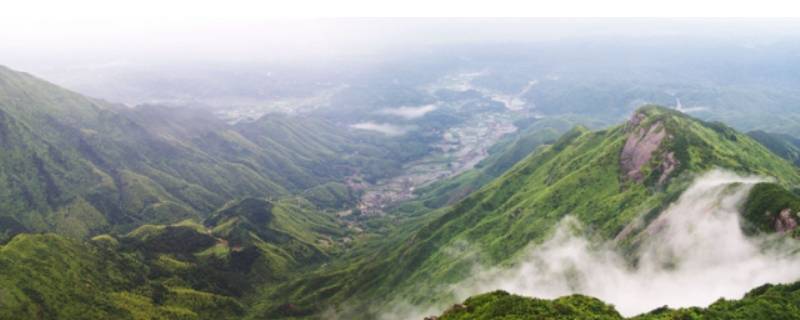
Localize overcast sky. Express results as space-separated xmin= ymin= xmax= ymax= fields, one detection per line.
xmin=2 ymin=1 xmax=800 ymax=73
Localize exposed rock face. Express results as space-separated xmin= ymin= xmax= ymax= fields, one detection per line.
xmin=620 ymin=120 xmax=667 ymax=182
xmin=658 ymin=152 xmax=678 ymax=185
xmin=626 ymin=111 xmax=647 ymax=129
xmin=620 ymin=110 xmax=681 ymax=185
xmin=774 ymin=208 xmax=798 ymax=233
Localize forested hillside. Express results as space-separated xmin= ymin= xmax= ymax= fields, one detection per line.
xmin=0 ymin=65 xmax=422 ymax=240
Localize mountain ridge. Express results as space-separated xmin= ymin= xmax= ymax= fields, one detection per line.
xmin=0 ymin=65 xmax=420 ymax=240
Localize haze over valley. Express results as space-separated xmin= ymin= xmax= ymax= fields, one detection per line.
xmin=3 ymin=14 xmax=800 ymax=320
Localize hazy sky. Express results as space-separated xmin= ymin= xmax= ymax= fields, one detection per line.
xmin=3 ymin=0 xmax=800 ymax=66
xmin=4 ymin=17 xmax=800 ymax=68
xmin=3 ymin=0 xmax=800 ymax=21
xmin=2 ymin=1 xmax=800 ymax=88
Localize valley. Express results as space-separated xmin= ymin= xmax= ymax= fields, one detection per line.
xmin=213 ymin=84 xmax=351 ymax=124
xmin=211 ymin=70 xmax=533 ymax=217
xmin=340 ymin=71 xmax=546 ymax=216
xmin=4 ymin=19 xmax=800 ymax=320
xmin=351 ymin=111 xmax=518 ymax=215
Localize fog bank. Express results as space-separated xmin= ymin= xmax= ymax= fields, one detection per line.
xmin=459 ymin=170 xmax=800 ymax=316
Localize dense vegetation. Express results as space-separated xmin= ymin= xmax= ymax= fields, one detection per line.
xmin=0 ymin=196 xmax=352 ymax=319
xmin=0 ymin=233 xmax=246 ymax=320
xmin=434 ymin=283 xmax=800 ymax=320
xmin=743 ymin=183 xmax=800 ymax=235
xmin=0 ymin=65 xmax=423 ymax=241
xmin=748 ymin=130 xmax=800 ymax=166
xmin=436 ymin=291 xmax=622 ymax=320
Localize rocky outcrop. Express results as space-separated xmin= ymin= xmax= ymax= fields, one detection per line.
xmin=626 ymin=110 xmax=647 ymax=129
xmin=620 ymin=119 xmax=667 ymax=182
xmin=620 ymin=111 xmax=680 ymax=185
xmin=658 ymin=152 xmax=678 ymax=185
xmin=774 ymin=208 xmax=798 ymax=233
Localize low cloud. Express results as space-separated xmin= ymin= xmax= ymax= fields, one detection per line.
xmin=388 ymin=170 xmax=800 ymax=318
xmin=350 ymin=122 xmax=413 ymax=136
xmin=378 ymin=104 xmax=437 ymax=120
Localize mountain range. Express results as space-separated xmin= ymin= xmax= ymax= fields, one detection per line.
xmin=2 ymin=64 xmax=800 ymax=320
xmin=0 ymin=65 xmax=428 ymax=241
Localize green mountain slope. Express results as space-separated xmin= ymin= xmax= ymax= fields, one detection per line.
xmin=256 ymin=106 xmax=800 ymax=318
xmin=0 ymin=195 xmax=350 ymax=319
xmin=433 ymin=284 xmax=800 ymax=320
xmin=0 ymin=233 xmax=245 ymax=320
xmin=748 ymin=130 xmax=800 ymax=166
xmin=0 ymin=65 xmax=417 ymax=240
xmin=434 ymin=291 xmax=623 ymax=320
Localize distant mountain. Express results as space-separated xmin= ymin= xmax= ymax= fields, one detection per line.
xmin=0 ymin=65 xmax=419 ymax=240
xmin=259 ymin=106 xmax=800 ymax=318
xmin=748 ymin=130 xmax=800 ymax=166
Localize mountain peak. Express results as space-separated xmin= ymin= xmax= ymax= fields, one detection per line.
xmin=627 ymin=105 xmax=687 ymax=129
